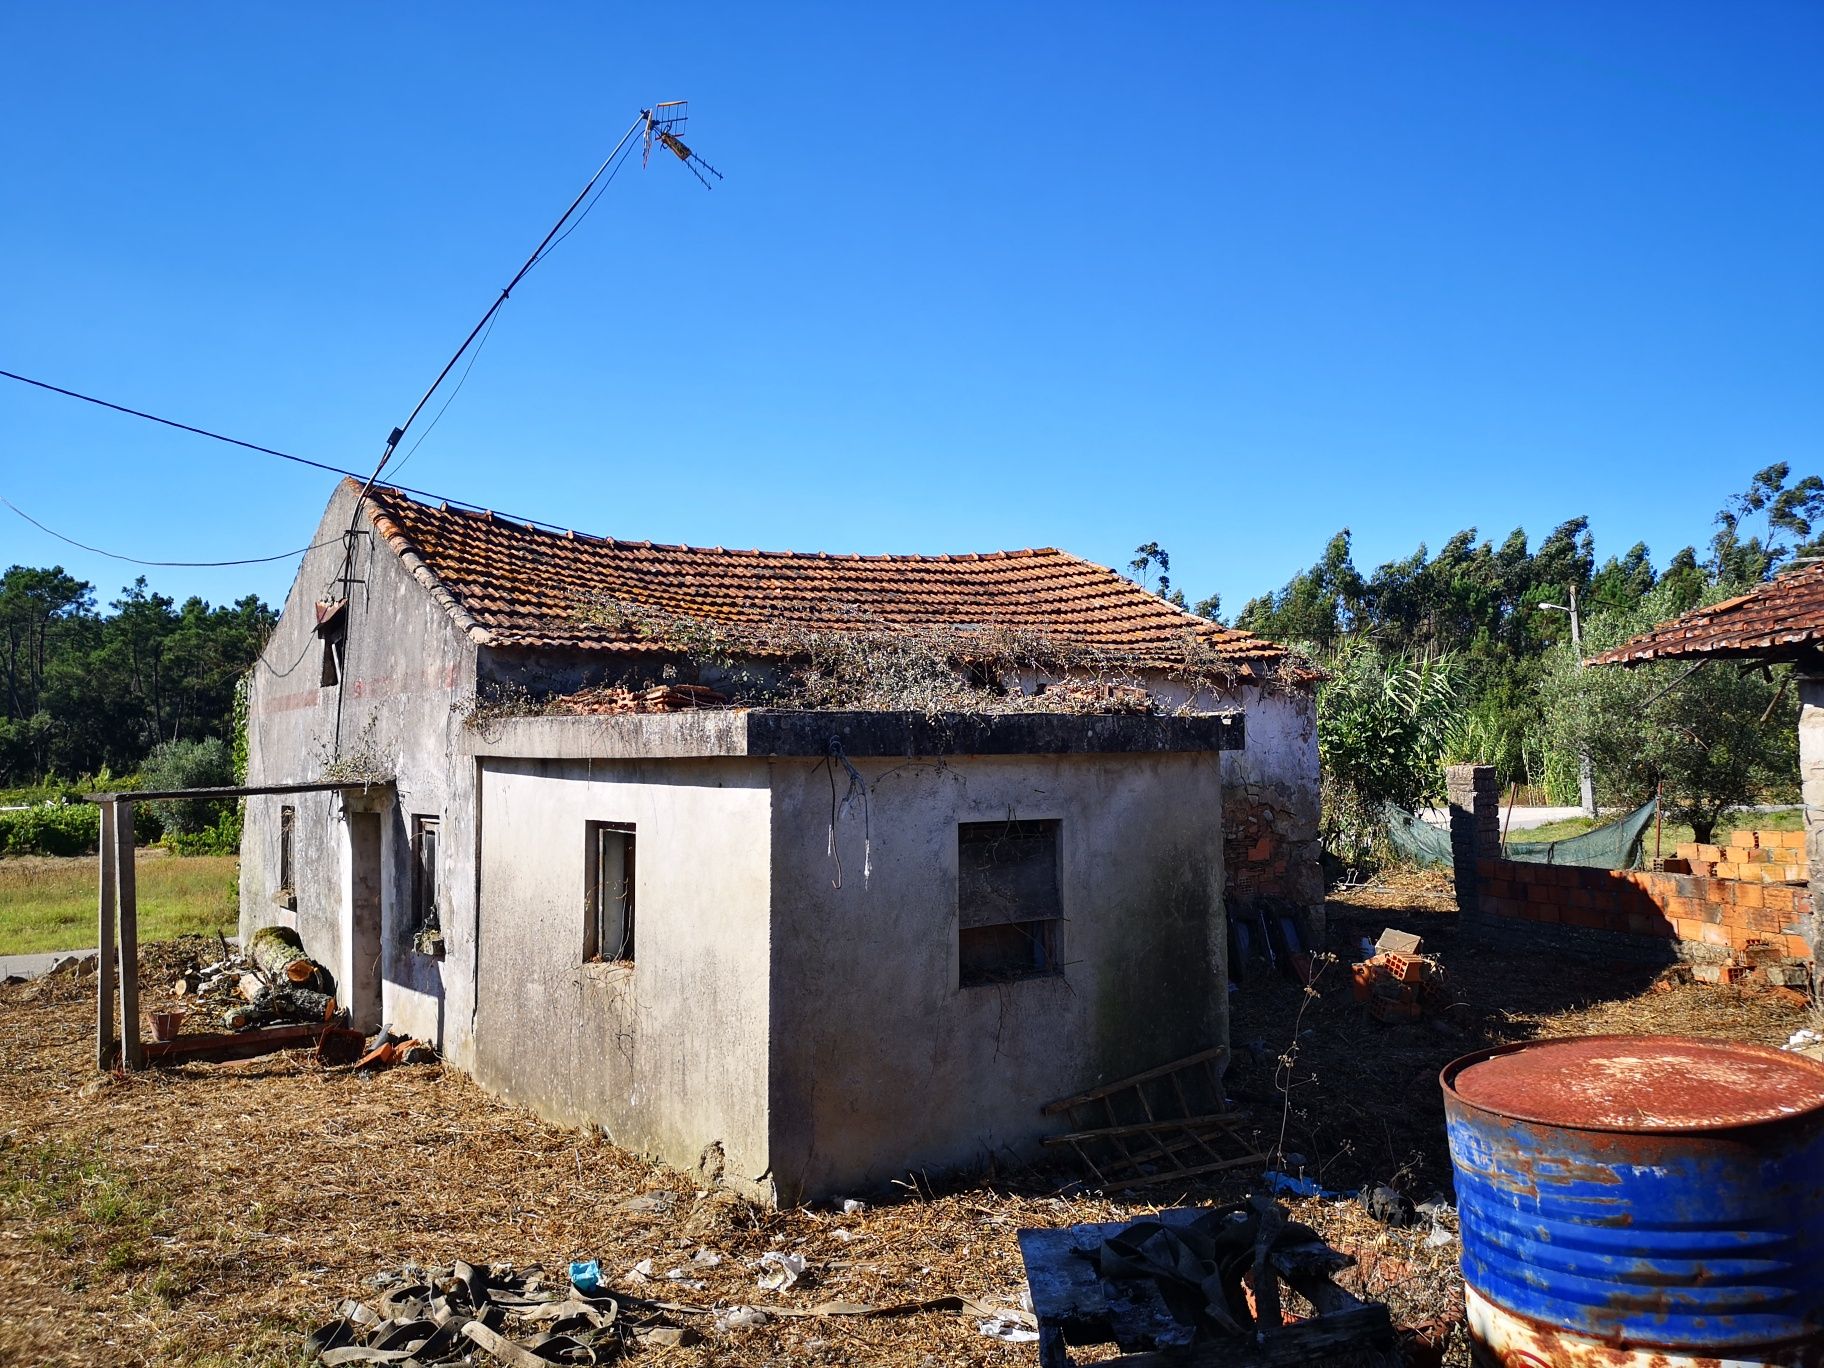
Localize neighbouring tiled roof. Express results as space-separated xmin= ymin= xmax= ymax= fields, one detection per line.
xmin=354 ymin=480 xmax=1289 ymax=673
xmin=1591 ymin=564 xmax=1824 ymax=666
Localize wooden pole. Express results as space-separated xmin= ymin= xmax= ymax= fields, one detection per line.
xmin=1654 ymin=780 xmax=1665 ymax=864
xmin=115 ymin=800 xmax=142 ymax=1071
xmin=96 ymin=802 xmax=118 ymax=1071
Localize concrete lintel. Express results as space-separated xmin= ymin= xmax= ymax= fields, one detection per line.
xmin=746 ymin=709 xmax=1243 ymax=757
xmin=462 ymin=709 xmax=752 ymax=760
xmin=462 ymin=707 xmax=1243 ymax=762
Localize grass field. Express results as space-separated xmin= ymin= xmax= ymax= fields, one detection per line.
xmin=0 ymin=853 xmax=237 ymax=956
xmin=1516 ymin=806 xmax=1803 ymax=852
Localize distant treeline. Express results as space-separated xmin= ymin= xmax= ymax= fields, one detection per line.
xmin=1223 ymin=463 xmax=1822 ymax=800
xmin=0 ymin=567 xmax=274 ymax=785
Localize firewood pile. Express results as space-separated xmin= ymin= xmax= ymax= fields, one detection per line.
xmin=172 ymin=926 xmax=348 ymax=1032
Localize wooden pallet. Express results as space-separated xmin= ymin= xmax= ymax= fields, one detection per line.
xmin=1041 ymin=1046 xmax=1266 ymax=1188
xmin=1017 ymin=1205 xmax=1395 ymax=1368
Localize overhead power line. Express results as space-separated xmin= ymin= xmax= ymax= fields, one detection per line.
xmin=0 ymin=368 xmax=351 ymax=481
xmin=3 ymin=496 xmax=342 ymax=567
xmin=0 ymin=367 xmax=578 ymax=534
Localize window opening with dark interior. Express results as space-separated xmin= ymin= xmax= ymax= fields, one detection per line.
xmin=412 ymin=815 xmax=440 ymax=938
xmin=320 ymin=614 xmax=346 ymax=687
xmin=278 ymin=805 xmax=295 ymax=893
xmin=957 ymin=819 xmax=1062 ymax=986
xmin=585 ymin=822 xmax=636 ymax=964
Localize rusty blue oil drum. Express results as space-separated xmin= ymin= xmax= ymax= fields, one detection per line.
xmin=1441 ymin=1035 xmax=1824 ymax=1367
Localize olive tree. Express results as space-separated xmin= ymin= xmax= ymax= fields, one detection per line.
xmin=1537 ymin=585 xmax=1796 ymax=844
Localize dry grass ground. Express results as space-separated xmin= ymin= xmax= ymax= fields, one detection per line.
xmin=0 ymin=853 xmax=238 ymax=956
xmin=0 ymin=878 xmax=1812 ymax=1368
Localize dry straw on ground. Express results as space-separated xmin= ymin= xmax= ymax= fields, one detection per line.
xmin=0 ymin=881 xmax=1810 ymax=1368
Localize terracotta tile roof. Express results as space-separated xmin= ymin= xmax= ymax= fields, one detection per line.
xmin=355 ymin=480 xmax=1288 ymax=672
xmin=1591 ymin=564 xmax=1824 ymax=666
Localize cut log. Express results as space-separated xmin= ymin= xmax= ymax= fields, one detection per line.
xmin=246 ymin=925 xmax=336 ymax=995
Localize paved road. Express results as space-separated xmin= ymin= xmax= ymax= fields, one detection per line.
xmin=0 ymin=948 xmax=97 ymax=981
xmin=1416 ymin=805 xmax=1595 ymax=831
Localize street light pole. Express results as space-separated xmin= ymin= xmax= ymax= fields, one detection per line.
xmin=1541 ymin=585 xmax=1598 ymax=818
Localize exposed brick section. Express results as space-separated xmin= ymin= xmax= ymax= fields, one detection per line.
xmin=1224 ymin=790 xmax=1323 ymax=915
xmin=1474 ymin=834 xmax=1817 ymax=966
xmin=355 ymin=479 xmax=1290 ymax=671
xmin=1667 ymin=829 xmax=1808 ymax=882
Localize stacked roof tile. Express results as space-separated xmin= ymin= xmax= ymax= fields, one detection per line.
xmin=357 ymin=480 xmax=1287 ymax=672
xmin=1591 ymin=564 xmax=1824 ymax=666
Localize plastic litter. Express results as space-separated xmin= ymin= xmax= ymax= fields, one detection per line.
xmin=567 ymin=1259 xmax=603 ymax=1295
xmin=1263 ymin=1170 xmax=1344 ymax=1199
xmin=978 ymin=1316 xmax=1040 ymax=1343
xmin=757 ymin=1250 xmax=807 ymax=1291
xmin=716 ymin=1305 xmax=768 ymax=1330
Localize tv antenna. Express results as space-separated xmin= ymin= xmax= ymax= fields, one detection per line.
xmin=643 ymin=101 xmax=724 ymax=189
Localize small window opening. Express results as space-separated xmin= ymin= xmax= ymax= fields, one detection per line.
xmin=274 ymin=805 xmax=297 ymax=909
xmin=412 ymin=815 xmax=441 ymax=940
xmin=958 ymin=819 xmax=1062 ymax=986
xmin=320 ymin=622 xmax=346 ymax=686
xmin=585 ymin=822 xmax=636 ymax=964
xmin=279 ymin=806 xmax=295 ymax=889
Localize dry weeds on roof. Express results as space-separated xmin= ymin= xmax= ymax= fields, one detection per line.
xmin=464 ymin=607 xmax=1299 ymax=726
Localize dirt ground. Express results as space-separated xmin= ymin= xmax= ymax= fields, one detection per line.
xmin=0 ymin=875 xmax=1813 ymax=1368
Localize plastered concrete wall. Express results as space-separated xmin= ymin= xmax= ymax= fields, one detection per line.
xmin=765 ymin=751 xmax=1227 ymax=1201
xmin=1797 ymin=676 xmax=1824 ymax=975
xmin=241 ymin=482 xmax=477 ymax=1049
xmin=470 ymin=757 xmax=774 ymax=1196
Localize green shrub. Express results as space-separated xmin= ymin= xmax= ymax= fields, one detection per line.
xmin=163 ymin=805 xmax=242 ymax=856
xmin=0 ymin=802 xmax=99 ymax=856
xmin=140 ymin=739 xmax=233 ymax=837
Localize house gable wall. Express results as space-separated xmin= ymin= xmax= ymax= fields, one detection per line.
xmin=241 ymin=481 xmax=479 ymax=1048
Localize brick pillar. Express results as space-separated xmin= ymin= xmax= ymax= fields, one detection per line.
xmin=1796 ymin=676 xmax=1824 ymax=989
xmin=1446 ymin=764 xmax=1500 ymax=919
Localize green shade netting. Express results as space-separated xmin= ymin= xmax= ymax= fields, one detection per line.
xmin=1383 ymin=797 xmax=1658 ymax=871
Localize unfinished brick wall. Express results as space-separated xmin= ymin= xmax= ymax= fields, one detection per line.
xmin=1474 ymin=839 xmax=1815 ymax=966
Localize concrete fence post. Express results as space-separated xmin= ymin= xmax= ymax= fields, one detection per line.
xmin=1446 ymin=764 xmax=1500 ymax=919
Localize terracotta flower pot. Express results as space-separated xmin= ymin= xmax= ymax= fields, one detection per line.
xmin=149 ymin=1010 xmax=187 ymax=1043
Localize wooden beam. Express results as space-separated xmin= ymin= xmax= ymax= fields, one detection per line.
xmin=115 ymin=800 xmax=142 ymax=1071
xmin=84 ymin=779 xmax=389 ymax=803
xmin=95 ymin=802 xmax=117 ymax=1072
xmin=141 ymin=1023 xmax=366 ymax=1067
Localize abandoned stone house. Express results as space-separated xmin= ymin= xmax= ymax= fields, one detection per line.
xmin=241 ymin=478 xmax=1317 ymax=1200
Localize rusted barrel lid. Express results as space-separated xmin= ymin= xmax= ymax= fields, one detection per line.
xmin=1448 ymin=1035 xmax=1824 ymax=1131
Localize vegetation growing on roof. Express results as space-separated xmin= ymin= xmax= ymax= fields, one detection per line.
xmin=453 ymin=596 xmax=1304 ymax=723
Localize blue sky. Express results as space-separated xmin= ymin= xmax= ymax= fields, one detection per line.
xmin=3 ymin=2 xmax=1819 ymax=617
